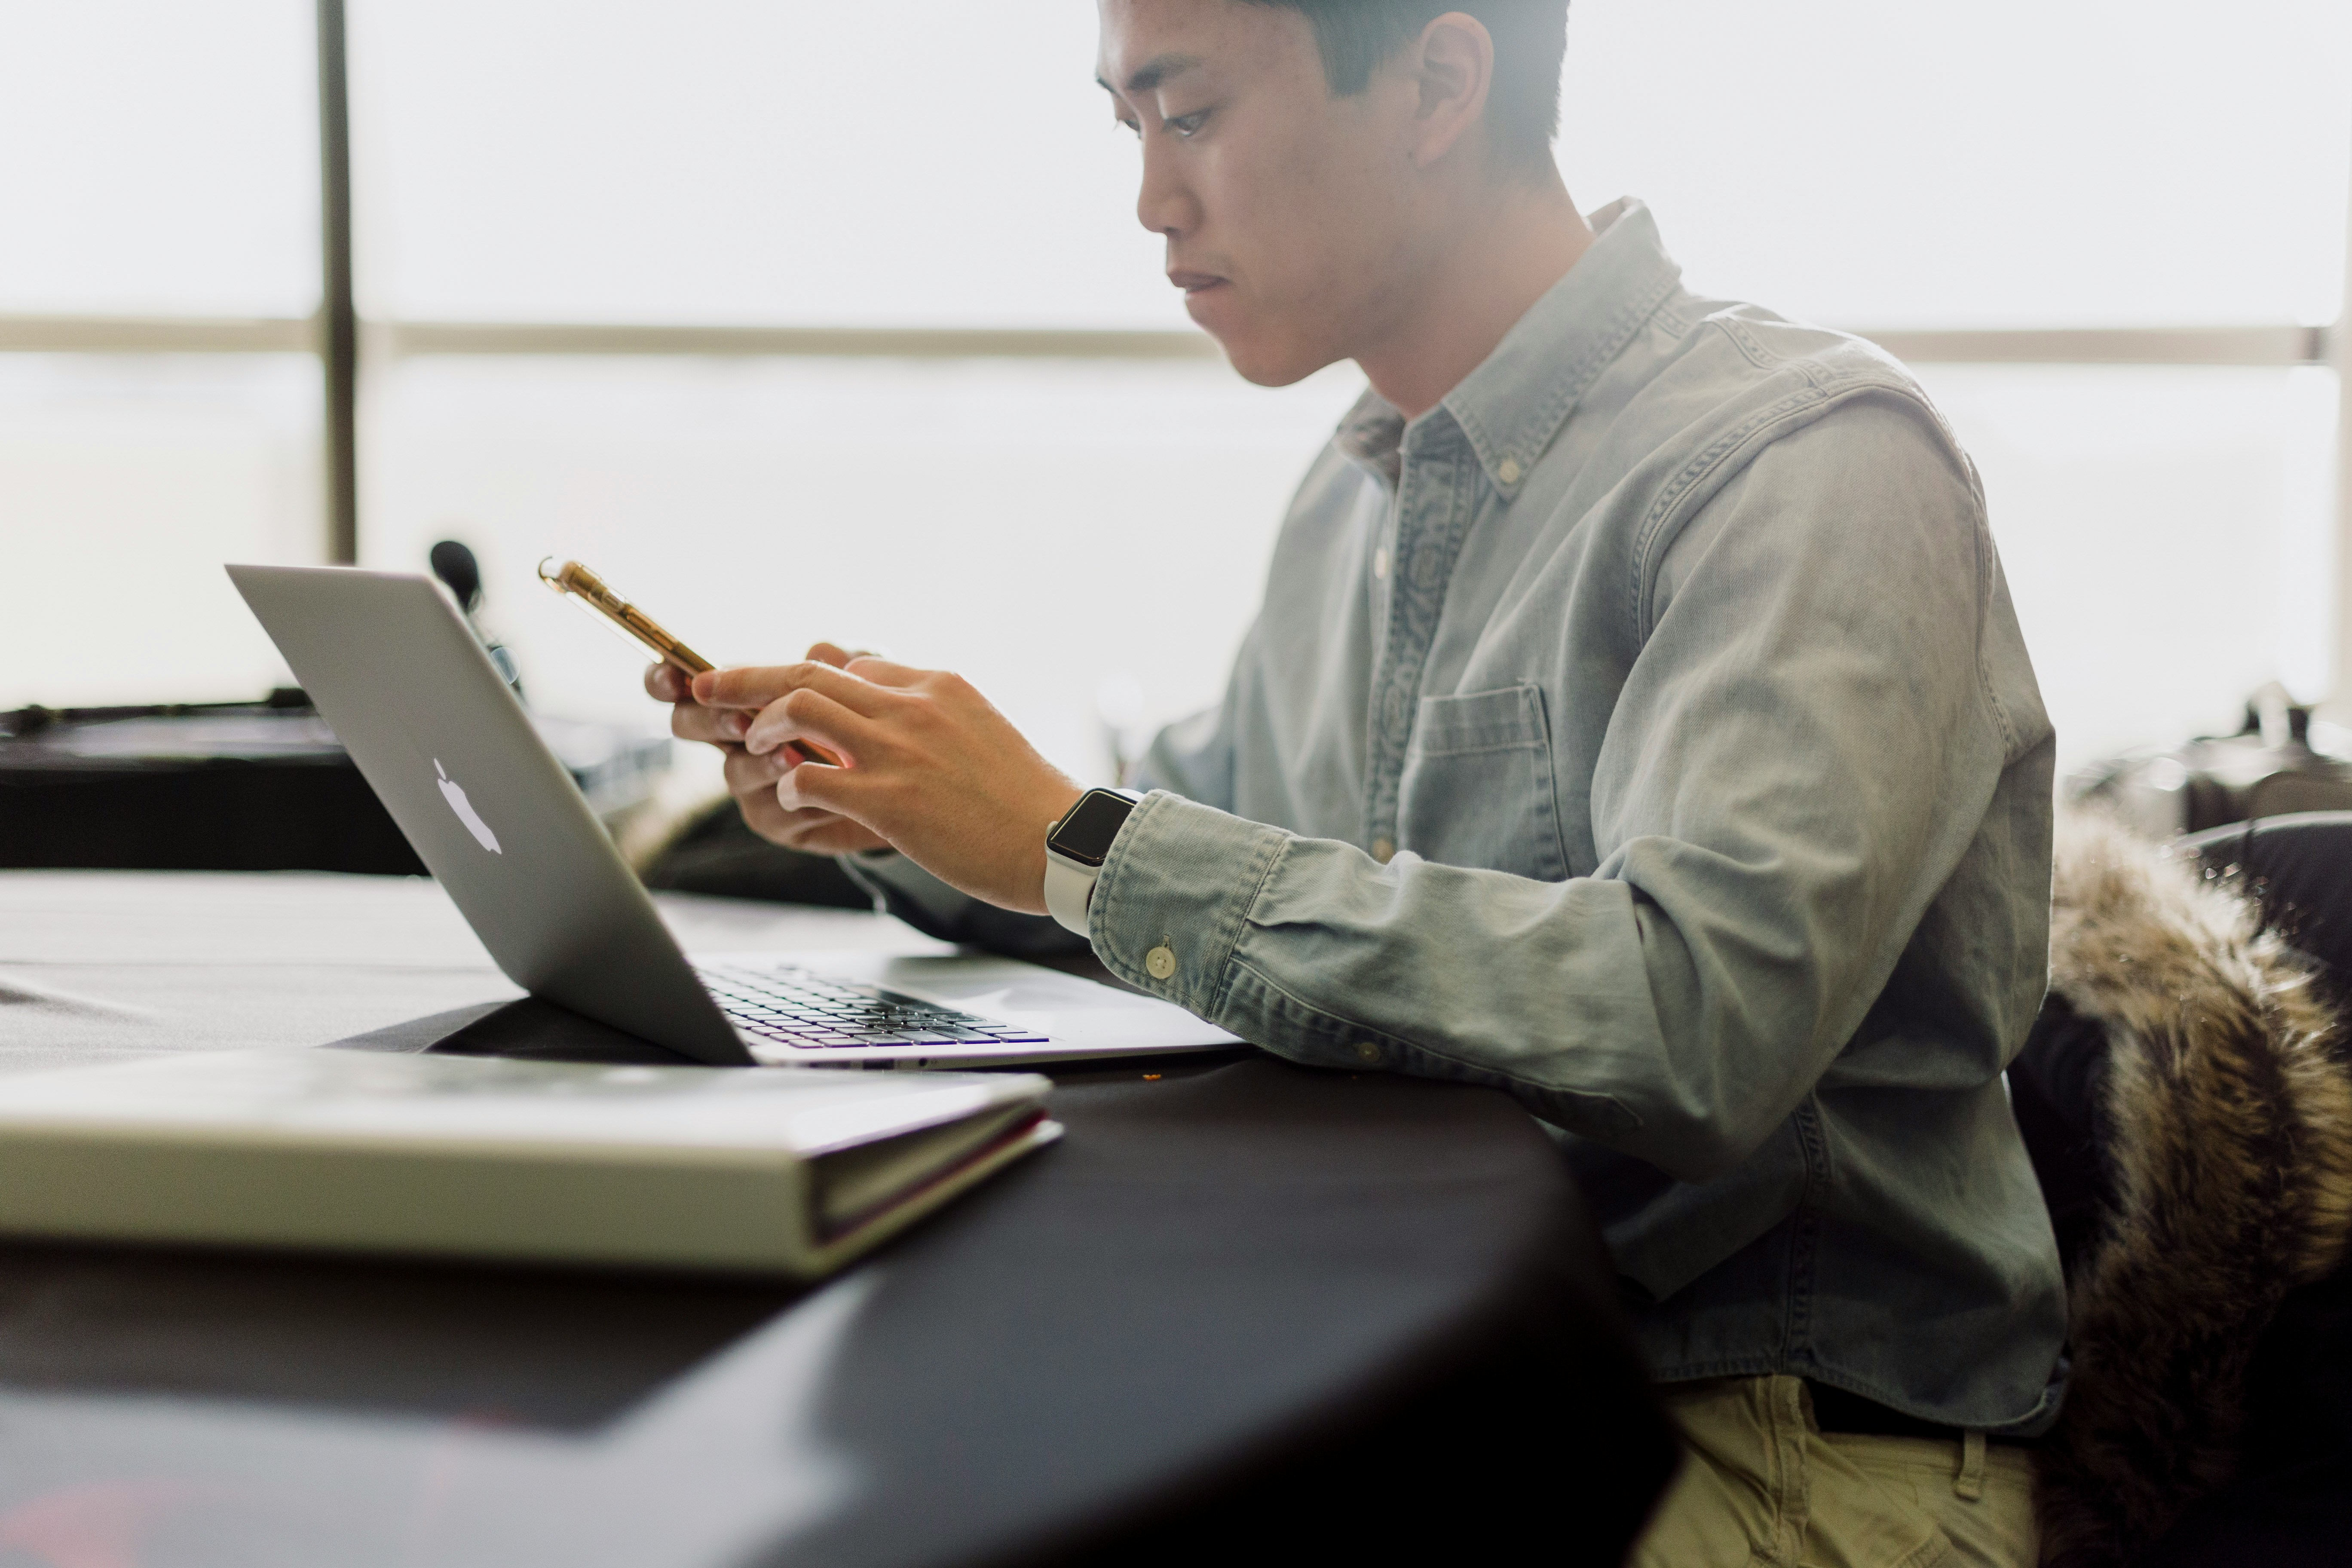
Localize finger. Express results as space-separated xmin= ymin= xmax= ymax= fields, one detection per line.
xmin=809 ymin=640 xmax=885 ymax=666
xmin=732 ymin=786 xmax=805 ymax=846
xmin=725 ymin=738 xmax=869 ymax=794
xmin=693 ymin=660 xmax=890 ymax=717
xmin=723 ymin=744 xmax=794 ymax=797
xmin=743 ymin=686 xmax=877 ymax=759
xmin=728 ymin=778 xmax=880 ymax=853
xmin=672 ymin=701 xmax=751 ymax=745
xmin=774 ymin=759 xmax=875 ymax=820
xmin=644 ymin=662 xmax=690 ymax=702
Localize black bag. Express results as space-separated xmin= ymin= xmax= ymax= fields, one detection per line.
xmin=2070 ymin=683 xmax=2352 ymax=836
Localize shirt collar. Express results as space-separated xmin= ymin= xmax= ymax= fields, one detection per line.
xmin=1334 ymin=199 xmax=1684 ymax=497
xmin=1334 ymin=387 xmax=1407 ymax=488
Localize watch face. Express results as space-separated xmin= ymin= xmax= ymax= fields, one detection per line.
xmin=1048 ymin=790 xmax=1135 ymax=868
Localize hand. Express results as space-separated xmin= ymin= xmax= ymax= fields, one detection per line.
xmin=696 ymin=655 xmax=1083 ymax=914
xmin=646 ymin=643 xmax=890 ymax=856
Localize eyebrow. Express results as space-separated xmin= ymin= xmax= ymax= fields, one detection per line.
xmin=1095 ymin=52 xmax=1205 ymax=98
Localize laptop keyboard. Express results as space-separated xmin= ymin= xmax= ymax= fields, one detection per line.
xmin=696 ymin=962 xmax=1051 ymax=1051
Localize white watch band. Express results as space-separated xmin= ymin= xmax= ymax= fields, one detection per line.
xmin=1043 ymin=853 xmax=1098 ymax=937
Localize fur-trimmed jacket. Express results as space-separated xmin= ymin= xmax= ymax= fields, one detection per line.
xmin=2022 ymin=815 xmax=2352 ymax=1565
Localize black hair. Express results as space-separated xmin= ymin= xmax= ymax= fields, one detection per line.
xmin=1238 ymin=0 xmax=1568 ymax=177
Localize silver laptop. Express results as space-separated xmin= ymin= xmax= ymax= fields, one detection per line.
xmin=228 ymin=564 xmax=1243 ymax=1070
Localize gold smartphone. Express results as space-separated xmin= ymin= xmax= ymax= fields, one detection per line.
xmin=538 ymin=557 xmax=842 ymax=767
xmin=539 ymin=557 xmax=714 ymax=675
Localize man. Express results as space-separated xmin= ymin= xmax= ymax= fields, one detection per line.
xmin=652 ymin=3 xmax=2063 ymax=1561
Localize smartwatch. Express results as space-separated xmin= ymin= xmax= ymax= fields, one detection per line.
xmin=1043 ymin=788 xmax=1143 ymax=936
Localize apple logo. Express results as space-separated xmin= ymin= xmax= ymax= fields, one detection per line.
xmin=435 ymin=759 xmax=501 ymax=854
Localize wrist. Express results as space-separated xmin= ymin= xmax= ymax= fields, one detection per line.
xmin=1042 ymin=787 xmax=1145 ymax=937
xmin=1011 ymin=783 xmax=1081 ymax=915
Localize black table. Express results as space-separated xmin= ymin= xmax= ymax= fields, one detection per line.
xmin=0 ymin=873 xmax=1675 ymax=1566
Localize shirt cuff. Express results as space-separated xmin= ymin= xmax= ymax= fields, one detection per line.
xmin=1089 ymin=790 xmax=1289 ymax=1017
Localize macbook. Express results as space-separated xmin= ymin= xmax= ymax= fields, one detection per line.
xmin=228 ymin=564 xmax=1243 ymax=1070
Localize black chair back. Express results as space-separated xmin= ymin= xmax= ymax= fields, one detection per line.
xmin=2179 ymin=812 xmax=2352 ymax=1006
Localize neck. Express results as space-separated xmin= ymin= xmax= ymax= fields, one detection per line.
xmin=1355 ymin=171 xmax=1595 ymax=420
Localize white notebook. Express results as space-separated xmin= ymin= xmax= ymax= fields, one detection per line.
xmin=0 ymin=1048 xmax=1060 ymax=1277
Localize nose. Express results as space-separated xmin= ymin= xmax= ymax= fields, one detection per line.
xmin=1134 ymin=131 xmax=1197 ymax=240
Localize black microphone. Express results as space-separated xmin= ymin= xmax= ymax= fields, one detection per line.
xmin=429 ymin=539 xmax=484 ymax=615
xmin=429 ymin=539 xmax=524 ymax=699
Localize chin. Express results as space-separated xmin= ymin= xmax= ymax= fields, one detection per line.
xmin=1207 ymin=328 xmax=1335 ymax=390
xmin=1228 ymin=354 xmax=1335 ymax=391
xmin=1188 ymin=291 xmax=1331 ymax=388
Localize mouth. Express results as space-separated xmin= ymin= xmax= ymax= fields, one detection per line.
xmin=1168 ymin=270 xmax=1227 ymax=296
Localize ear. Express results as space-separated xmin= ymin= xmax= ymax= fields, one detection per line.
xmin=1405 ymin=12 xmax=1496 ymax=171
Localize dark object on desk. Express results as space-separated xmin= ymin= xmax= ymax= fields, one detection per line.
xmin=429 ymin=537 xmax=526 ymax=697
xmin=640 ymin=796 xmax=871 ymax=908
xmin=0 ymin=692 xmax=669 ymax=874
xmin=2070 ymin=682 xmax=2352 ymax=837
xmin=0 ymin=691 xmax=422 ymax=873
xmin=0 ymin=1017 xmax=1675 ymax=1567
xmin=2011 ymin=813 xmax=2352 ymax=1567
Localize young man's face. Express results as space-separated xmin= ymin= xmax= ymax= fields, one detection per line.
xmin=1097 ymin=0 xmax=1435 ymax=386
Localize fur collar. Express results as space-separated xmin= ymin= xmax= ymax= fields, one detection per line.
xmin=2034 ymin=814 xmax=2352 ymax=1565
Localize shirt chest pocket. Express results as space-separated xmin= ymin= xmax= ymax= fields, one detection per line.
xmin=1395 ymin=683 xmax=1571 ymax=882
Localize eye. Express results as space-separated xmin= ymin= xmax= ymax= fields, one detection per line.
xmin=1167 ymin=109 xmax=1209 ymax=139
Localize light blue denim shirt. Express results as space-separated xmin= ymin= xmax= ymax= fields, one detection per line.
xmin=856 ymin=199 xmax=2067 ymax=1434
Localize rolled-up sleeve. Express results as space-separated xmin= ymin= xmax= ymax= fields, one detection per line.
xmin=1087 ymin=401 xmax=2027 ymax=1182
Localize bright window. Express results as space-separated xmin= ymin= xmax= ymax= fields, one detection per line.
xmin=358 ymin=357 xmax=1365 ymax=774
xmin=0 ymin=0 xmax=318 ymax=317
xmin=1562 ymin=0 xmax=2352 ymax=330
xmin=1923 ymin=364 xmax=2340 ymax=768
xmin=3 ymin=0 xmax=2347 ymax=786
xmin=0 ymin=356 xmax=324 ymax=707
xmin=350 ymin=3 xmax=1173 ymax=329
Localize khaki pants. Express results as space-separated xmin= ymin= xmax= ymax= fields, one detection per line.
xmin=1630 ymin=1376 xmax=2037 ymax=1568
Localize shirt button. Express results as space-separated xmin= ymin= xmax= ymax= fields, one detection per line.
xmin=1497 ymin=457 xmax=1522 ymax=484
xmin=1371 ymin=837 xmax=1394 ymax=863
xmin=1354 ymin=1041 xmax=1381 ymax=1063
xmin=1372 ymin=546 xmax=1389 ymax=581
xmin=1145 ymin=945 xmax=1177 ymax=980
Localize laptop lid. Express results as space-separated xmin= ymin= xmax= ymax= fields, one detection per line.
xmin=227 ymin=564 xmax=752 ymax=1065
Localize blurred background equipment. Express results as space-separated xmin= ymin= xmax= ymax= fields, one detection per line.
xmin=429 ymin=536 xmax=525 ymax=695
xmin=636 ymin=798 xmax=870 ymax=908
xmin=0 ymin=538 xmax=671 ymax=875
xmin=2071 ymin=682 xmax=2352 ymax=838
xmin=0 ymin=689 xmax=418 ymax=873
xmin=0 ymin=689 xmax=671 ymax=874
